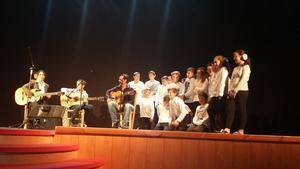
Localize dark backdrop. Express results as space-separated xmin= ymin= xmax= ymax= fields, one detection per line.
xmin=0 ymin=0 xmax=299 ymax=135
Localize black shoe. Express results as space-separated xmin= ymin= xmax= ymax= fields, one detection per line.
xmin=71 ymin=118 xmax=77 ymax=125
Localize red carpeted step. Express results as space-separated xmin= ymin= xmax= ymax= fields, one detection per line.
xmin=0 ymin=144 xmax=79 ymax=153
xmin=0 ymin=158 xmax=105 ymax=169
xmin=0 ymin=128 xmax=55 ymax=136
xmin=0 ymin=144 xmax=80 ymax=165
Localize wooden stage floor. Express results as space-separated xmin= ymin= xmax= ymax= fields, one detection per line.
xmin=53 ymin=127 xmax=300 ymax=169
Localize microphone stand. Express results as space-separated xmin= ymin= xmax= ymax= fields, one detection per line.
xmin=20 ymin=46 xmax=36 ymax=129
xmin=78 ymin=82 xmax=84 ymax=127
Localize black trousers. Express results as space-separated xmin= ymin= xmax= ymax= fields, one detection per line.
xmin=186 ymin=102 xmax=199 ymax=116
xmin=171 ymin=114 xmax=192 ymax=131
xmin=207 ymin=96 xmax=227 ymax=131
xmin=134 ymin=105 xmax=140 ymax=129
xmin=225 ymin=91 xmax=248 ymax=130
xmin=152 ymin=105 xmax=158 ymax=129
xmin=140 ymin=117 xmax=152 ymax=130
xmin=187 ymin=124 xmax=209 ymax=132
xmin=155 ymin=122 xmax=170 ymax=130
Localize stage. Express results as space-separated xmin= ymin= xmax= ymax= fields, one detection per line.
xmin=54 ymin=127 xmax=300 ymax=169
xmin=1 ymin=127 xmax=300 ymax=169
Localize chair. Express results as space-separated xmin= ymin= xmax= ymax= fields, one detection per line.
xmin=118 ymin=110 xmax=135 ymax=129
xmin=128 ymin=110 xmax=135 ymax=129
xmin=65 ymin=109 xmax=86 ymax=127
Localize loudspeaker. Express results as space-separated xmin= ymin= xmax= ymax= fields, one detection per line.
xmin=27 ymin=105 xmax=67 ymax=130
xmin=27 ymin=117 xmax=62 ymax=130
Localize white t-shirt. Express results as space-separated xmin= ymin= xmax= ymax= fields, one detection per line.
xmin=139 ymin=97 xmax=155 ymax=118
xmin=193 ymin=78 xmax=208 ymax=102
xmin=192 ymin=103 xmax=209 ymax=126
xmin=145 ymin=80 xmax=161 ymax=99
xmin=157 ymin=104 xmax=171 ymax=123
xmin=169 ymin=96 xmax=189 ymax=123
xmin=128 ymin=81 xmax=145 ymax=105
xmin=229 ymin=65 xmax=251 ymax=93
xmin=183 ymin=77 xmax=196 ymax=103
xmin=209 ymin=67 xmax=228 ymax=98
xmin=155 ymin=84 xmax=168 ymax=107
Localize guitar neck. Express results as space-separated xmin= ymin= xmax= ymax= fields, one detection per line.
xmin=87 ymin=97 xmax=105 ymax=101
xmin=40 ymin=92 xmax=63 ymax=96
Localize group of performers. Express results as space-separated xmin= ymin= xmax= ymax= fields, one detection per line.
xmin=20 ymin=71 xmax=93 ymax=126
xmin=19 ymin=49 xmax=251 ymax=134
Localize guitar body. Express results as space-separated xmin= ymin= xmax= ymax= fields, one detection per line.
xmin=60 ymin=95 xmax=75 ymax=108
xmin=109 ymin=91 xmax=122 ymax=104
xmin=15 ymin=87 xmax=64 ymax=105
xmin=15 ymin=88 xmax=46 ymax=105
xmin=15 ymin=88 xmax=29 ymax=105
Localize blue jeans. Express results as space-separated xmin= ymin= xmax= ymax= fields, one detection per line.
xmin=107 ymin=101 xmax=134 ymax=127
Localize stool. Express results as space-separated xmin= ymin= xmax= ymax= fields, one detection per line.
xmin=66 ymin=109 xmax=86 ymax=127
xmin=128 ymin=110 xmax=135 ymax=129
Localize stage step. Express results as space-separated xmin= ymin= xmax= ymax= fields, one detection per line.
xmin=0 ymin=144 xmax=79 ymax=165
xmin=0 ymin=158 xmax=105 ymax=169
xmin=0 ymin=128 xmax=54 ymax=144
xmin=0 ymin=128 xmax=105 ymax=168
xmin=0 ymin=128 xmax=55 ymax=136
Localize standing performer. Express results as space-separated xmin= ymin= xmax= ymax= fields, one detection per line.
xmin=222 ymin=50 xmax=251 ymax=134
xmin=207 ymin=55 xmax=230 ymax=132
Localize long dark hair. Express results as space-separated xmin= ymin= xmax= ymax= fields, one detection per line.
xmin=234 ymin=49 xmax=251 ymax=67
xmin=196 ymin=67 xmax=207 ymax=83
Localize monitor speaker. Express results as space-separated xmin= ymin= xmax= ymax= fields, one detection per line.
xmin=27 ymin=104 xmax=67 ymax=130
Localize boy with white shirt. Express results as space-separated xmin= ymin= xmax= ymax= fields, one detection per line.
xmin=145 ymin=70 xmax=160 ymax=98
xmin=128 ymin=72 xmax=145 ymax=102
xmin=155 ymin=95 xmax=171 ymax=130
xmin=145 ymin=70 xmax=160 ymax=127
xmin=183 ymin=67 xmax=197 ymax=114
xmin=167 ymin=71 xmax=185 ymax=98
xmin=139 ymin=87 xmax=155 ymax=129
xmin=128 ymin=72 xmax=145 ymax=128
xmin=168 ymin=84 xmax=191 ymax=131
xmin=155 ymin=75 xmax=169 ymax=107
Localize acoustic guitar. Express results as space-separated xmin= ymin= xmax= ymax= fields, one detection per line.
xmin=15 ymin=87 xmax=64 ymax=105
xmin=60 ymin=94 xmax=105 ymax=108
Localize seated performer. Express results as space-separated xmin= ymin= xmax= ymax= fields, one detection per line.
xmin=187 ymin=92 xmax=210 ymax=132
xmin=61 ymin=79 xmax=93 ymax=125
xmin=168 ymin=83 xmax=191 ymax=131
xmin=106 ymin=73 xmax=136 ymax=128
xmin=22 ymin=70 xmax=50 ymax=105
xmin=155 ymin=95 xmax=172 ymax=130
xmin=19 ymin=70 xmax=51 ymax=127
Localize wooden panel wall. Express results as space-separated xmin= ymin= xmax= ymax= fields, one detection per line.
xmin=54 ymin=127 xmax=300 ymax=169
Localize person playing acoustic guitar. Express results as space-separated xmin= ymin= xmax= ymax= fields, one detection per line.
xmin=22 ymin=70 xmax=50 ymax=105
xmin=106 ymin=73 xmax=136 ymax=128
xmin=60 ymin=79 xmax=93 ymax=126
